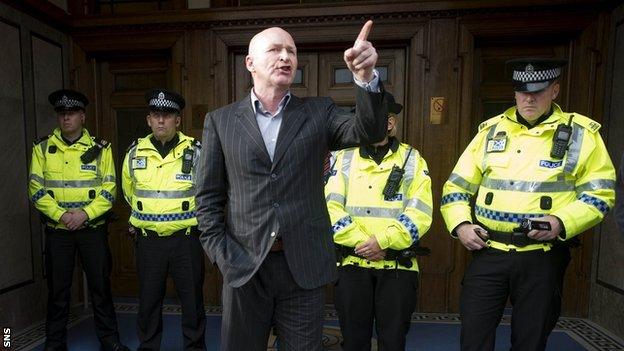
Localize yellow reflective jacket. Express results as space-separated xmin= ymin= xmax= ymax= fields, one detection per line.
xmin=122 ymin=132 xmax=200 ymax=236
xmin=28 ymin=128 xmax=116 ymax=229
xmin=441 ymin=104 xmax=615 ymax=251
xmin=325 ymin=141 xmax=433 ymax=271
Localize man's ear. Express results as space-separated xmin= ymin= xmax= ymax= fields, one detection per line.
xmin=551 ymin=82 xmax=560 ymax=100
xmin=245 ymin=55 xmax=255 ymax=73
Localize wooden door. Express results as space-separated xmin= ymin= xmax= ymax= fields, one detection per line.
xmin=233 ymin=48 xmax=406 ymax=304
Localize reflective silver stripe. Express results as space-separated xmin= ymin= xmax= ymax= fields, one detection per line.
xmin=326 ymin=192 xmax=346 ymax=205
xmin=96 ymin=148 xmax=103 ymax=179
xmin=575 ymin=179 xmax=616 ymax=194
xmin=128 ymin=145 xmax=138 ymax=181
xmin=564 ymin=124 xmax=584 ymax=173
xmin=29 ymin=174 xmax=45 ymax=185
xmin=44 ymin=179 xmax=102 ymax=187
xmin=192 ymin=143 xmax=201 ymax=184
xmin=341 ymin=150 xmax=355 ymax=177
xmin=341 ymin=150 xmax=355 ymax=199
xmin=345 ymin=206 xmax=401 ymax=218
xmin=40 ymin=139 xmax=48 ymax=155
xmin=133 ymin=188 xmax=196 ymax=199
xmin=401 ymin=148 xmax=416 ymax=194
xmin=448 ymin=173 xmax=479 ymax=193
xmin=481 ymin=175 xmax=575 ymax=193
xmin=482 ymin=126 xmax=497 ymax=170
xmin=404 ymin=198 xmax=432 ymax=217
xmin=102 ymin=175 xmax=116 ymax=183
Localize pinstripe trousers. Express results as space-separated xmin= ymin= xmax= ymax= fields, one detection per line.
xmin=220 ymin=251 xmax=324 ymax=351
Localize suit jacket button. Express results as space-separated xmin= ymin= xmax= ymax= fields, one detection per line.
xmin=270 ymin=173 xmax=278 ymax=180
xmin=273 ymin=202 xmax=279 ymax=208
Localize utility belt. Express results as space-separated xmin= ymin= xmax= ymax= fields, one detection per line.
xmin=479 ymin=224 xmax=581 ymax=250
xmin=137 ymin=226 xmax=199 ymax=238
xmin=484 ymin=228 xmax=547 ymax=248
xmin=335 ymin=244 xmax=430 ymax=269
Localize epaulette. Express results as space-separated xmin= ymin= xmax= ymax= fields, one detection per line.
xmin=33 ymin=135 xmax=50 ymax=145
xmin=570 ymin=113 xmax=601 ymax=134
xmin=92 ymin=136 xmax=111 ymax=148
xmin=192 ymin=138 xmax=201 ymax=149
xmin=126 ymin=139 xmax=140 ymax=153
xmin=478 ymin=114 xmax=504 ymax=132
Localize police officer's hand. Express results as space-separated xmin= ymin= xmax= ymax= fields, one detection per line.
xmin=355 ymin=235 xmax=385 ymax=261
xmin=65 ymin=209 xmax=88 ymax=230
xmin=60 ymin=212 xmax=72 ymax=228
xmin=344 ymin=20 xmax=378 ymax=83
xmin=527 ymin=215 xmax=562 ymax=241
xmin=456 ymin=223 xmax=489 ymax=251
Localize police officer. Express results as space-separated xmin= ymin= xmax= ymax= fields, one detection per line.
xmin=122 ymin=89 xmax=206 ymax=350
xmin=440 ymin=58 xmax=616 ymax=351
xmin=325 ymin=93 xmax=432 ymax=351
xmin=28 ymin=89 xmax=128 ymax=351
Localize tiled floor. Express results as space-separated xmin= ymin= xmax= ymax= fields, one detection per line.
xmin=11 ymin=303 xmax=624 ymax=351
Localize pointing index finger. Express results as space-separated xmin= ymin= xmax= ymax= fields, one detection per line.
xmin=355 ymin=20 xmax=373 ymax=43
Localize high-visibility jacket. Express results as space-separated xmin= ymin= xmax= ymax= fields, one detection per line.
xmin=28 ymin=128 xmax=116 ymax=229
xmin=325 ymin=141 xmax=433 ymax=271
xmin=440 ymin=103 xmax=615 ymax=252
xmin=122 ymin=132 xmax=201 ymax=236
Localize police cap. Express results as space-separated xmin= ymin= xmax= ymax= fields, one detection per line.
xmin=386 ymin=92 xmax=403 ymax=115
xmin=507 ymin=58 xmax=567 ymax=93
xmin=145 ymin=89 xmax=185 ymax=114
xmin=48 ymin=89 xmax=88 ymax=113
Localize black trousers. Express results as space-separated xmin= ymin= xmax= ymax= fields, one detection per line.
xmin=460 ymin=248 xmax=559 ymax=351
xmin=547 ymin=243 xmax=572 ymax=333
xmin=221 ymin=251 xmax=325 ymax=351
xmin=334 ymin=265 xmax=419 ymax=351
xmin=135 ymin=233 xmax=206 ymax=351
xmin=44 ymin=226 xmax=119 ymax=351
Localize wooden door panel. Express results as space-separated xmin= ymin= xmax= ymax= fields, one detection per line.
xmin=318 ymin=49 xmax=406 ymax=138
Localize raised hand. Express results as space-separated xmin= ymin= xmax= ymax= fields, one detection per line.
xmin=343 ymin=20 xmax=378 ymax=83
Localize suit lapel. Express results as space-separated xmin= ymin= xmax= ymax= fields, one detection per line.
xmin=272 ymin=95 xmax=308 ymax=170
xmin=235 ymin=96 xmax=272 ymax=165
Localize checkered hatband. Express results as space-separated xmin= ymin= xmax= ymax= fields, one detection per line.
xmin=149 ymin=98 xmax=180 ymax=111
xmin=512 ymin=67 xmax=561 ymax=83
xmin=55 ymin=95 xmax=85 ymax=109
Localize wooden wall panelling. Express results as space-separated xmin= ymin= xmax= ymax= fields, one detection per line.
xmin=590 ymin=3 xmax=624 ymax=338
xmin=186 ymin=30 xmax=224 ymax=305
xmin=416 ymin=18 xmax=461 ymax=313
xmin=560 ymin=14 xmax=609 ymax=319
xmin=0 ymin=20 xmax=33 ymax=294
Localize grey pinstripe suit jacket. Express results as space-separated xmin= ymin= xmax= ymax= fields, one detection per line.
xmin=195 ymin=86 xmax=388 ymax=289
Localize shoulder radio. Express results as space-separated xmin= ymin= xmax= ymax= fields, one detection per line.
xmin=550 ymin=116 xmax=573 ymax=159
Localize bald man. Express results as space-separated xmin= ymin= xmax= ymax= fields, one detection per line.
xmin=195 ymin=23 xmax=391 ymax=350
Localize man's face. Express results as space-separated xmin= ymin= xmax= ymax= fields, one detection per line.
xmin=515 ymin=82 xmax=559 ymax=122
xmin=147 ymin=111 xmax=180 ymax=141
xmin=57 ymin=110 xmax=84 ymax=136
xmin=246 ymin=27 xmax=298 ymax=91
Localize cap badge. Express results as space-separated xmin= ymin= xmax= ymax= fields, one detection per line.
xmin=61 ymin=95 xmax=69 ymax=104
xmin=158 ymin=92 xmax=165 ymax=100
xmin=525 ymin=64 xmax=534 ymax=73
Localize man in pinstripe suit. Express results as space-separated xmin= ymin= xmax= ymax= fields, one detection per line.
xmin=196 ymin=21 xmax=389 ymax=351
